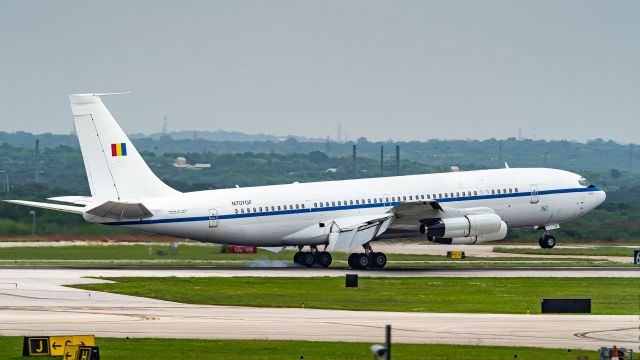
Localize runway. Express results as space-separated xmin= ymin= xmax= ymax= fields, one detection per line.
xmin=0 ymin=267 xmax=637 ymax=350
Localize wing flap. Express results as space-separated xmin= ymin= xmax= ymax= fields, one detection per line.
xmin=327 ymin=213 xmax=394 ymax=253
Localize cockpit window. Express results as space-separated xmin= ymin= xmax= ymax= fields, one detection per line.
xmin=578 ymin=178 xmax=590 ymax=187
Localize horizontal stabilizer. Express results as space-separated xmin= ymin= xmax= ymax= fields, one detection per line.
xmin=47 ymin=195 xmax=94 ymax=205
xmin=85 ymin=201 xmax=153 ymax=220
xmin=3 ymin=200 xmax=85 ymax=214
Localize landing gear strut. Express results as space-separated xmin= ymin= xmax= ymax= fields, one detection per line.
xmin=538 ymin=233 xmax=556 ymax=249
xmin=348 ymin=243 xmax=387 ymax=269
xmin=293 ymin=246 xmax=332 ymax=268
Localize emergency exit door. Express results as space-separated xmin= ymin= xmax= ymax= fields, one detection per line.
xmin=530 ymin=185 xmax=539 ymax=204
xmin=208 ymin=209 xmax=218 ymax=228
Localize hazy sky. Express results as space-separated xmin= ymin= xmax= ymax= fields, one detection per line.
xmin=0 ymin=1 xmax=638 ymax=142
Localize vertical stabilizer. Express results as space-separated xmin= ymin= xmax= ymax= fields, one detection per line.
xmin=70 ymin=93 xmax=179 ymax=201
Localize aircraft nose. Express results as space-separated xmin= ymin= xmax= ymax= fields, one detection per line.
xmin=594 ymin=189 xmax=606 ymax=207
xmin=597 ymin=189 xmax=606 ymax=205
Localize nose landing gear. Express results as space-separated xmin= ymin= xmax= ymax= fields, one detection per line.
xmin=538 ymin=234 xmax=556 ymax=249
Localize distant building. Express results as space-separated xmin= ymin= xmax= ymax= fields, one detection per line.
xmin=173 ymin=157 xmax=211 ymax=171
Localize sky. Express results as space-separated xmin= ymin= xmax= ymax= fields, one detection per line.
xmin=0 ymin=1 xmax=638 ymax=142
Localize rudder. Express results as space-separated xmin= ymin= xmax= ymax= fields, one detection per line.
xmin=70 ymin=93 xmax=178 ymax=201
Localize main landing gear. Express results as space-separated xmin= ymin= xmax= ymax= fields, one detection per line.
xmin=293 ymin=246 xmax=332 ymax=268
xmin=347 ymin=243 xmax=387 ymax=270
xmin=538 ymin=233 xmax=556 ymax=249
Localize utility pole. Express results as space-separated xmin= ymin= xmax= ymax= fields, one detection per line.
xmin=380 ymin=146 xmax=384 ymax=177
xmin=395 ymin=145 xmax=400 ymax=176
xmin=352 ymin=145 xmax=357 ymax=178
xmin=0 ymin=171 xmax=8 ymax=193
xmin=629 ymin=144 xmax=634 ymax=172
xmin=385 ymin=324 xmax=391 ymax=360
xmin=34 ymin=139 xmax=40 ymax=183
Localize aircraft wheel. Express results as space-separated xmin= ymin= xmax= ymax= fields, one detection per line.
xmin=543 ymin=235 xmax=556 ymax=249
xmin=293 ymin=251 xmax=304 ymax=264
xmin=352 ymin=253 xmax=369 ymax=269
xmin=538 ymin=237 xmax=547 ymax=249
xmin=370 ymin=252 xmax=387 ymax=268
xmin=348 ymin=253 xmax=359 ymax=268
xmin=317 ymin=251 xmax=332 ymax=268
xmin=301 ymin=252 xmax=315 ymax=267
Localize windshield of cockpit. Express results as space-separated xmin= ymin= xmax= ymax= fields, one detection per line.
xmin=578 ymin=177 xmax=592 ymax=187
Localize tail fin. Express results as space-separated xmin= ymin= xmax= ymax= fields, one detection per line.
xmin=70 ymin=93 xmax=179 ymax=201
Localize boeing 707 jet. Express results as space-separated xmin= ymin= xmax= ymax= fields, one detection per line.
xmin=5 ymin=94 xmax=606 ymax=269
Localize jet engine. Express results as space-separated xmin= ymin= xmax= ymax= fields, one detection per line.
xmin=420 ymin=213 xmax=508 ymax=245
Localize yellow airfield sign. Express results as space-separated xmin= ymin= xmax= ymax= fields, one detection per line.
xmin=49 ymin=335 xmax=96 ymax=356
xmin=63 ymin=345 xmax=79 ymax=360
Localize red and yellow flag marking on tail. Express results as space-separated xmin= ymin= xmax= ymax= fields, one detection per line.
xmin=111 ymin=143 xmax=127 ymax=157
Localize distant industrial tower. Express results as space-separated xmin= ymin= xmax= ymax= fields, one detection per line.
xmin=162 ymin=115 xmax=168 ymax=136
xmin=34 ymin=139 xmax=40 ymax=183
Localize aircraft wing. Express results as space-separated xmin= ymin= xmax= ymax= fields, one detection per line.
xmin=390 ymin=200 xmax=443 ymax=224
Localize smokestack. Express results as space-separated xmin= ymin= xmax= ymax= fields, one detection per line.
xmin=395 ymin=145 xmax=400 ymax=176
xmin=380 ymin=145 xmax=384 ymax=176
xmin=352 ymin=144 xmax=357 ymax=178
xmin=34 ymin=139 xmax=40 ymax=183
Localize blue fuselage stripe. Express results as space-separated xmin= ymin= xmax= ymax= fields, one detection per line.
xmin=104 ymin=187 xmax=601 ymax=226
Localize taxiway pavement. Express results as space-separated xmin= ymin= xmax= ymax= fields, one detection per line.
xmin=0 ymin=267 xmax=637 ymax=350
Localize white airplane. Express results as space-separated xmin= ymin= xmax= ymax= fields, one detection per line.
xmin=6 ymin=94 xmax=606 ymax=269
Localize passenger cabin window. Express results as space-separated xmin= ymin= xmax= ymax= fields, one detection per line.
xmin=235 ymin=209 xmax=238 ymax=214
xmin=515 ymin=187 xmax=518 ymax=192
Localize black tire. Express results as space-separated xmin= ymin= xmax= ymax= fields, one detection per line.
xmin=293 ymin=251 xmax=303 ymax=264
xmin=544 ymin=235 xmax=556 ymax=249
xmin=538 ymin=237 xmax=547 ymax=249
xmin=354 ymin=253 xmax=369 ymax=269
xmin=301 ymin=252 xmax=315 ymax=267
xmin=317 ymin=251 xmax=332 ymax=268
xmin=348 ymin=253 xmax=359 ymax=268
xmin=371 ymin=252 xmax=387 ymax=268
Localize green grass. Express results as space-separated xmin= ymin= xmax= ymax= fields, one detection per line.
xmin=0 ymin=336 xmax=598 ymax=360
xmin=76 ymin=276 xmax=639 ymax=314
xmin=494 ymin=246 xmax=639 ymax=257
xmin=0 ymin=244 xmax=626 ymax=267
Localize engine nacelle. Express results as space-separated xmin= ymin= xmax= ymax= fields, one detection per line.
xmin=423 ymin=213 xmax=502 ymax=238
xmin=430 ymin=221 xmax=508 ymax=244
